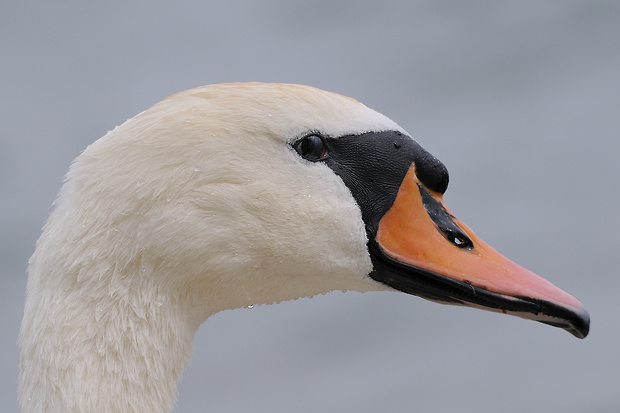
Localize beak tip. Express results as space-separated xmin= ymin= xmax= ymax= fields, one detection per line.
xmin=538 ymin=304 xmax=590 ymax=339
xmin=570 ymin=308 xmax=590 ymax=339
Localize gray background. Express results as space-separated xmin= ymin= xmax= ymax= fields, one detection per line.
xmin=2 ymin=1 xmax=619 ymax=411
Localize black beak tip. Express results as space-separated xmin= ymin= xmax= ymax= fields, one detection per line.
xmin=535 ymin=302 xmax=590 ymax=339
xmin=560 ymin=310 xmax=590 ymax=339
xmin=571 ymin=309 xmax=590 ymax=339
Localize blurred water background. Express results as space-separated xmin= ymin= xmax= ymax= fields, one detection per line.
xmin=2 ymin=1 xmax=619 ymax=411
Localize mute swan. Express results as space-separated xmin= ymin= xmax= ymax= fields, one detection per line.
xmin=19 ymin=83 xmax=589 ymax=412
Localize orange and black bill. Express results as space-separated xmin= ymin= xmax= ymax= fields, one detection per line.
xmin=315 ymin=130 xmax=589 ymax=338
xmin=370 ymin=166 xmax=589 ymax=338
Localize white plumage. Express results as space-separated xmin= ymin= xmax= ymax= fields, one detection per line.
xmin=19 ymin=83 xmax=399 ymax=412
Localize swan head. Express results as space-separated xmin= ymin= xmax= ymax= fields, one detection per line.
xmin=35 ymin=82 xmax=589 ymax=337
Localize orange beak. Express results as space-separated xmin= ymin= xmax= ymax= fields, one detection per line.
xmin=372 ymin=165 xmax=589 ymax=338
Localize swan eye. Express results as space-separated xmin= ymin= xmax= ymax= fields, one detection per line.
xmin=293 ymin=134 xmax=328 ymax=162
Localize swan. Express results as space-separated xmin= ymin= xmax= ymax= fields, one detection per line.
xmin=19 ymin=82 xmax=589 ymax=412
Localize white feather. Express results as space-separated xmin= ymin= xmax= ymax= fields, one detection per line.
xmin=19 ymin=83 xmax=401 ymax=412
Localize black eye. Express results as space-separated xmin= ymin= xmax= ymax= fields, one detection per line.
xmin=293 ymin=134 xmax=328 ymax=162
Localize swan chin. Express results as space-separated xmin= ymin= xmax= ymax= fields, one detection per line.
xmin=19 ymin=83 xmax=588 ymax=413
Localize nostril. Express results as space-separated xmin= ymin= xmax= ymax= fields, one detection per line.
xmin=418 ymin=183 xmax=474 ymax=251
xmin=446 ymin=230 xmax=473 ymax=250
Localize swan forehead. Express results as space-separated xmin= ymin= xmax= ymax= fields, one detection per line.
xmin=162 ymin=82 xmax=404 ymax=141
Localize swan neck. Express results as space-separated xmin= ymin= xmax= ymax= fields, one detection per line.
xmin=19 ymin=255 xmax=202 ymax=412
